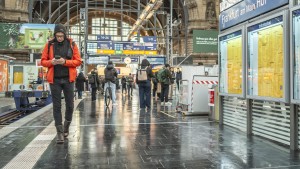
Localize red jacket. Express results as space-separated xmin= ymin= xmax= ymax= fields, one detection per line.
xmin=41 ymin=38 xmax=82 ymax=84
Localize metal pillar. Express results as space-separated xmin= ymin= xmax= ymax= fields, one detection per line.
xmin=48 ymin=0 xmax=52 ymax=23
xmin=28 ymin=0 xmax=33 ymax=23
xmin=290 ymin=104 xmax=298 ymax=150
xmin=247 ymin=99 xmax=253 ymax=136
xmin=67 ymin=0 xmax=70 ymax=31
xmin=170 ymin=0 xmax=173 ymax=66
xmin=166 ymin=14 xmax=172 ymax=64
xmin=219 ymin=95 xmax=223 ymax=125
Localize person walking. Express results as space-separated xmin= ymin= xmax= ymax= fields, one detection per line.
xmin=88 ymin=68 xmax=100 ymax=101
xmin=121 ymin=76 xmax=127 ymax=94
xmin=41 ymin=24 xmax=82 ymax=144
xmin=75 ymin=71 xmax=86 ymax=99
xmin=157 ymin=64 xmax=173 ymax=105
xmin=104 ymin=61 xmax=118 ymax=105
xmin=136 ymin=59 xmax=153 ymax=109
xmin=176 ymin=68 xmax=182 ymax=90
xmin=127 ymin=73 xmax=134 ymax=96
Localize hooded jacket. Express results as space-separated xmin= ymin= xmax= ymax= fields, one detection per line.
xmin=41 ymin=37 xmax=81 ymax=84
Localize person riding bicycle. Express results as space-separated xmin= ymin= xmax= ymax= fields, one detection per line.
xmin=104 ymin=61 xmax=118 ymax=106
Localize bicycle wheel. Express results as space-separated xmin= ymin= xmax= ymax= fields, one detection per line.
xmin=105 ymin=87 xmax=111 ymax=106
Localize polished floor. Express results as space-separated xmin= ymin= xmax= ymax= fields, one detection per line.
xmin=1 ymin=89 xmax=300 ymax=169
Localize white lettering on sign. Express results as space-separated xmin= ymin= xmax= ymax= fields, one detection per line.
xmin=221 ymin=0 xmax=268 ymax=28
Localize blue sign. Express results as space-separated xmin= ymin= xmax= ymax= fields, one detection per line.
xmin=97 ymin=42 xmax=113 ymax=49
xmin=133 ymin=42 xmax=145 ymax=50
xmin=144 ymin=43 xmax=157 ymax=50
xmin=220 ymin=30 xmax=242 ymax=41
xmin=147 ymin=57 xmax=165 ymax=65
xmin=114 ymin=42 xmax=123 ymax=51
xmin=97 ymin=35 xmax=111 ymax=41
xmin=143 ymin=36 xmax=157 ymax=42
xmin=122 ymin=43 xmax=133 ymax=50
xmin=219 ymin=0 xmax=289 ymax=30
xmin=293 ymin=9 xmax=300 ymax=17
xmin=122 ymin=57 xmax=139 ymax=63
xmin=87 ymin=55 xmax=109 ymax=64
xmin=248 ymin=16 xmax=283 ymax=32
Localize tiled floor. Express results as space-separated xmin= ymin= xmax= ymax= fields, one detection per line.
xmin=1 ymin=90 xmax=300 ymax=169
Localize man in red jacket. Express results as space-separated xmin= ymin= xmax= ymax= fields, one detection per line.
xmin=41 ymin=24 xmax=81 ymax=144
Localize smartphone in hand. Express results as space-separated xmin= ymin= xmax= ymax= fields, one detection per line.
xmin=55 ymin=55 xmax=61 ymax=60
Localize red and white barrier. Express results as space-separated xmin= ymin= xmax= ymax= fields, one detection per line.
xmin=192 ymin=80 xmax=218 ymax=84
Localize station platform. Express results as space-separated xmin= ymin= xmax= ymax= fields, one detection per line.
xmin=0 ymin=89 xmax=300 ymax=169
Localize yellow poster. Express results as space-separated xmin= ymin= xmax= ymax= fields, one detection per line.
xmin=227 ymin=37 xmax=242 ymax=94
xmin=257 ymin=25 xmax=283 ymax=98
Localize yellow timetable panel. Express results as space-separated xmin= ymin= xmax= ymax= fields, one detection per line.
xmin=227 ymin=37 xmax=242 ymax=94
xmin=257 ymin=25 xmax=283 ymax=98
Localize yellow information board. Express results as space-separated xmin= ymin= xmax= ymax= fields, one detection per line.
xmin=227 ymin=37 xmax=242 ymax=94
xmin=145 ymin=51 xmax=157 ymax=55
xmin=123 ymin=50 xmax=144 ymax=55
xmin=97 ymin=49 xmax=115 ymax=54
xmin=257 ymin=25 xmax=283 ymax=98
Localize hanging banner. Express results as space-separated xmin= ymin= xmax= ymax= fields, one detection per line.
xmin=219 ymin=0 xmax=289 ymax=30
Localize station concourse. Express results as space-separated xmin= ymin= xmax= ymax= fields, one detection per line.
xmin=1 ymin=0 xmax=300 ymax=169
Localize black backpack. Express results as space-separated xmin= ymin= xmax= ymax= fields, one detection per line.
xmin=88 ymin=74 xmax=95 ymax=84
xmin=105 ymin=68 xmax=116 ymax=82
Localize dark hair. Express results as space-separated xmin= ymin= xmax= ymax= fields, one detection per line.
xmin=108 ymin=61 xmax=113 ymax=64
xmin=165 ymin=64 xmax=170 ymax=68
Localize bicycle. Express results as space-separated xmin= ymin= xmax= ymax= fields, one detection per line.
xmin=104 ymin=82 xmax=112 ymax=107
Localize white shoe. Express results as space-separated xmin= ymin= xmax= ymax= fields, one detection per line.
xmin=165 ymin=102 xmax=172 ymax=105
xmin=112 ymin=103 xmax=118 ymax=106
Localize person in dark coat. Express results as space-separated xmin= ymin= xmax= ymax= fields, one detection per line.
xmin=176 ymin=68 xmax=182 ymax=90
xmin=121 ymin=76 xmax=127 ymax=94
xmin=75 ymin=72 xmax=86 ymax=99
xmin=89 ymin=69 xmax=100 ymax=101
xmin=136 ymin=59 xmax=153 ymax=109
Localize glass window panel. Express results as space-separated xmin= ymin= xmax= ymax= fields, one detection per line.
xmin=219 ymin=30 xmax=243 ymax=94
xmin=247 ymin=16 xmax=284 ymax=98
xmin=293 ymin=9 xmax=300 ymax=100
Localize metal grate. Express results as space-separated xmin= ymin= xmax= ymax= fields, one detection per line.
xmin=298 ymin=106 xmax=300 ymax=147
xmin=223 ymin=97 xmax=247 ymax=132
xmin=252 ymin=100 xmax=290 ymax=145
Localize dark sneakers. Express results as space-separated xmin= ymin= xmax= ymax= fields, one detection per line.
xmin=55 ymin=125 xmax=64 ymax=144
xmin=64 ymin=121 xmax=71 ymax=137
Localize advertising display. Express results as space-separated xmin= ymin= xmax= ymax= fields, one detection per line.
xmin=219 ymin=30 xmax=243 ymax=95
xmin=0 ymin=59 xmax=8 ymax=92
xmin=147 ymin=57 xmax=166 ymax=67
xmin=0 ymin=23 xmax=55 ymax=49
xmin=292 ymin=9 xmax=300 ymax=100
xmin=193 ymin=30 xmax=218 ymax=53
xmin=247 ymin=15 xmax=284 ymax=99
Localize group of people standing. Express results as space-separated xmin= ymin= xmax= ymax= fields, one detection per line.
xmin=135 ymin=59 xmax=182 ymax=109
xmin=121 ymin=74 xmax=134 ymax=96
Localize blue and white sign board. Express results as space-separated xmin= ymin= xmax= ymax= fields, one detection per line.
xmin=143 ymin=36 xmax=157 ymax=43
xmin=144 ymin=43 xmax=157 ymax=50
xmin=133 ymin=42 xmax=145 ymax=50
xmin=88 ymin=55 xmax=109 ymax=64
xmin=97 ymin=35 xmax=111 ymax=41
xmin=219 ymin=0 xmax=289 ymax=30
xmin=97 ymin=42 xmax=114 ymax=49
xmin=122 ymin=57 xmax=139 ymax=63
xmin=122 ymin=43 xmax=133 ymax=50
xmin=87 ymin=42 xmax=97 ymax=54
xmin=147 ymin=57 xmax=165 ymax=65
